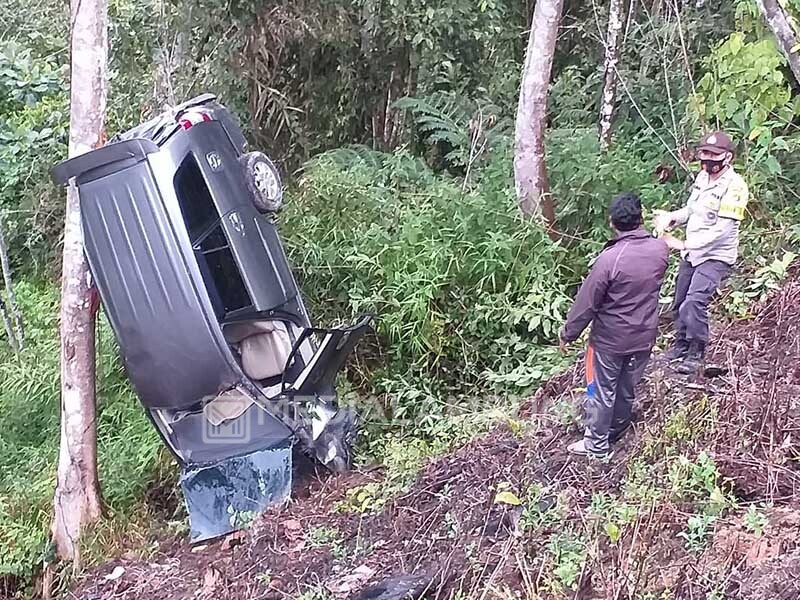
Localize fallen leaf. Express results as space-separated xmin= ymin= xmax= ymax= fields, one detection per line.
xmin=494 ymin=491 xmax=522 ymax=506
xmin=605 ymin=522 xmax=621 ymax=543
xmin=104 ymin=566 xmax=125 ymax=581
xmin=190 ymin=544 xmax=208 ymax=554
xmin=283 ymin=519 xmax=302 ymax=531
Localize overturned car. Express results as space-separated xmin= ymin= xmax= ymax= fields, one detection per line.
xmin=51 ymin=94 xmax=371 ymax=542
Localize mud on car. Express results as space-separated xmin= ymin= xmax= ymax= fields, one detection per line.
xmin=52 ymin=94 xmax=371 ymax=541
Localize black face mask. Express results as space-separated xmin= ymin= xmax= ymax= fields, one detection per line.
xmin=701 ymin=159 xmax=726 ymax=174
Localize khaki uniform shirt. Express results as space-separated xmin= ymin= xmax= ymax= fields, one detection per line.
xmin=668 ymin=167 xmax=749 ymax=266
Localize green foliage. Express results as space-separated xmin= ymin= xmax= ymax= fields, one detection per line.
xmin=284 ymin=148 xmax=572 ymax=412
xmin=0 ymin=281 xmax=164 ymax=581
xmin=334 ymin=482 xmax=385 ymax=514
xmin=395 ymin=94 xmax=473 ymax=165
xmin=548 ymin=397 xmax=580 ymax=428
xmin=545 ymin=533 xmax=587 ymax=592
xmin=663 ymin=395 xmax=718 ymax=446
xmin=743 ymin=505 xmax=769 ymax=537
xmin=678 ymin=514 xmax=716 ymax=553
xmin=395 ymin=92 xmax=511 ymax=170
xmin=589 ymin=492 xmax=638 ymax=544
xmin=748 ymin=250 xmax=797 ymax=295
xmin=296 ymin=589 xmax=333 ymax=600
xmin=1 ymin=0 xmax=799 ymax=591
xmin=518 ymin=485 xmax=569 ymax=534
xmin=693 ymin=33 xmax=796 ymax=140
xmin=547 ymin=129 xmax=685 ymax=249
xmin=690 ymin=26 xmax=800 ymax=200
xmin=668 ymin=451 xmax=734 ymax=516
xmin=219 ymin=0 xmax=525 ymax=164
xmin=0 ymin=42 xmax=68 ymax=268
xmin=725 ymin=251 xmax=797 ymax=318
xmin=0 ymin=42 xmax=63 ymax=112
xmin=307 ymin=525 xmax=346 ymax=560
xmin=227 ymin=507 xmax=257 ymax=529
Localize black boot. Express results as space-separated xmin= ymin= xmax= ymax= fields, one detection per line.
xmin=663 ymin=339 xmax=690 ymax=362
xmin=676 ymin=341 xmax=705 ymax=375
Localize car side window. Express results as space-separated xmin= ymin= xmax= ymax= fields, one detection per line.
xmin=174 ymin=154 xmax=253 ymax=318
xmin=196 ymin=224 xmax=252 ymax=316
xmin=174 ymin=155 xmax=220 ymax=242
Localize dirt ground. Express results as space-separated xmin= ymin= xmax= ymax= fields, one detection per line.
xmin=68 ymin=274 xmax=800 ymax=600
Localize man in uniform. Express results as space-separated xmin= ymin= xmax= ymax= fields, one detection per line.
xmin=656 ymin=131 xmax=749 ymax=375
xmin=560 ymin=193 xmax=669 ymax=458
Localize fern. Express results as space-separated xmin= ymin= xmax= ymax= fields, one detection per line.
xmin=306 ymin=144 xmax=387 ymax=170
xmin=393 ymin=93 xmax=509 ymax=168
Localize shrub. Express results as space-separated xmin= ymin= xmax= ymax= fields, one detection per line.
xmin=282 ymin=147 xmax=572 ymax=412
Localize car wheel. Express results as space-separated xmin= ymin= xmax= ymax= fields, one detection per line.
xmin=240 ymin=151 xmax=283 ymax=213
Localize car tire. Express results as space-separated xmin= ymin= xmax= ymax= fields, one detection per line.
xmin=240 ymin=151 xmax=283 ymax=213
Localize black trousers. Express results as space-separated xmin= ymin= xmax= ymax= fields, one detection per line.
xmin=584 ymin=347 xmax=651 ymax=453
xmin=673 ymin=259 xmax=731 ymax=345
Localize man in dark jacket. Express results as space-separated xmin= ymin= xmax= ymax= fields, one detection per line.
xmin=560 ymin=193 xmax=669 ymax=457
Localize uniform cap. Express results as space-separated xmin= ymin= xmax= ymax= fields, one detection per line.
xmin=696 ymin=131 xmax=735 ymax=154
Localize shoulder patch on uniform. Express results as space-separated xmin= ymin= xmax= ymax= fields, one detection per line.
xmin=719 ymin=173 xmax=749 ymax=221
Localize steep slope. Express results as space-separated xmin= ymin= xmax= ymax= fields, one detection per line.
xmin=72 ymin=273 xmax=800 ymax=600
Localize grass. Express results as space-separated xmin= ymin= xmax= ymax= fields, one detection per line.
xmin=0 ymin=175 xmax=794 ymax=597
xmin=0 ymin=280 xmax=168 ymax=587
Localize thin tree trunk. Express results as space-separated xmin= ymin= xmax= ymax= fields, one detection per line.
xmin=652 ymin=0 xmax=663 ymax=18
xmin=513 ymin=0 xmax=563 ymax=232
xmin=0 ymin=216 xmax=23 ymax=348
xmin=599 ymin=0 xmax=625 ymax=150
xmin=756 ymin=0 xmax=800 ymax=86
xmin=154 ymin=33 xmax=184 ymax=110
xmin=0 ymin=294 xmax=18 ymax=352
xmin=51 ymin=0 xmax=108 ymax=563
xmin=385 ymin=45 xmax=412 ymax=150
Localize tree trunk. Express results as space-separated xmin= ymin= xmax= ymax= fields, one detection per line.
xmin=599 ymin=0 xmax=625 ymax=150
xmin=513 ymin=0 xmax=563 ymax=231
xmin=0 ymin=294 xmax=18 ymax=352
xmin=0 ymin=215 xmax=23 ymax=349
xmin=756 ymin=0 xmax=800 ymax=86
xmin=154 ymin=33 xmax=185 ymax=110
xmin=51 ymin=0 xmax=108 ymax=563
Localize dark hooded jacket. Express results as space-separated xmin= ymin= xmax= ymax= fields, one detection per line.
xmin=560 ymin=228 xmax=669 ymax=354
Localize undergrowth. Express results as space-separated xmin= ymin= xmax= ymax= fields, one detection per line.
xmin=1 ymin=138 xmax=797 ymax=594
xmin=284 ymin=147 xmax=573 ymax=407
xmin=0 ymin=281 xmax=168 ymax=584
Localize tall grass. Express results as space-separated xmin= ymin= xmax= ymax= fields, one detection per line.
xmin=284 ymin=148 xmax=573 ymax=405
xmin=0 ymin=281 xmax=166 ymax=582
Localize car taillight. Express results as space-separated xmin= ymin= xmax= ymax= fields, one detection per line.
xmin=178 ymin=110 xmax=212 ymax=130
